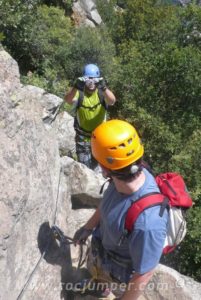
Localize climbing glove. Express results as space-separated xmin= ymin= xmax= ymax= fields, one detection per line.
xmin=98 ymin=78 xmax=107 ymax=91
xmin=73 ymin=77 xmax=86 ymax=91
xmin=73 ymin=226 xmax=93 ymax=245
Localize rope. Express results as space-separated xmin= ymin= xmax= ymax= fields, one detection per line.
xmin=16 ymin=246 xmax=49 ymax=300
xmin=77 ymin=239 xmax=90 ymax=269
xmin=16 ymin=167 xmax=62 ymax=300
xmin=52 ymin=166 xmax=62 ymax=225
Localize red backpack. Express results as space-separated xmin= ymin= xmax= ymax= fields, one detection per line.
xmin=125 ymin=172 xmax=193 ymax=254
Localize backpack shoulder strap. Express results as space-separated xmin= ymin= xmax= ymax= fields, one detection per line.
xmin=98 ymin=88 xmax=108 ymax=110
xmin=76 ymin=90 xmax=84 ymax=110
xmin=125 ymin=192 xmax=167 ymax=232
xmin=76 ymin=89 xmax=107 ymax=110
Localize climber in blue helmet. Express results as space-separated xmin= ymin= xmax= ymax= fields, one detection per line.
xmin=64 ymin=63 xmax=116 ymax=172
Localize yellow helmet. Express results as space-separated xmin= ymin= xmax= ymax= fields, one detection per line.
xmin=91 ymin=119 xmax=144 ymax=170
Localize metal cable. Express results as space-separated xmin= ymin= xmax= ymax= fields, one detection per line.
xmin=16 ymin=166 xmax=62 ymax=300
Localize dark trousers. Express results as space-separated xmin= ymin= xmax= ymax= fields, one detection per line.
xmin=75 ymin=132 xmax=99 ymax=170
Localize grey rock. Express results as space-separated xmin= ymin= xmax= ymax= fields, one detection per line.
xmin=0 ymin=50 xmax=21 ymax=95
xmin=80 ymin=0 xmax=102 ymax=25
xmin=72 ymin=0 xmax=102 ymax=27
xmin=144 ymin=264 xmax=201 ymax=300
xmin=56 ymin=111 xmax=76 ymax=157
xmin=61 ymin=156 xmax=105 ymax=208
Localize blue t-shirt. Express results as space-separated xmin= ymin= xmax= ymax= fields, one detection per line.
xmin=93 ymin=168 xmax=169 ymax=282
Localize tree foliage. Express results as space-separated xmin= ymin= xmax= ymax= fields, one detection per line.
xmin=100 ymin=1 xmax=201 ymax=280
xmin=62 ymin=26 xmax=116 ymax=83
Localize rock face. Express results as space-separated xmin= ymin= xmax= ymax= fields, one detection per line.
xmin=0 ymin=48 xmax=201 ymax=300
xmin=56 ymin=111 xmax=75 ymax=157
xmin=0 ymin=48 xmax=104 ymax=300
xmin=72 ymin=0 xmax=102 ymax=27
xmin=145 ymin=264 xmax=201 ymax=300
xmin=0 ymin=49 xmax=62 ymax=300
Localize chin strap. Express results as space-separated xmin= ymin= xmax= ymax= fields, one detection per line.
xmin=99 ymin=177 xmax=112 ymax=194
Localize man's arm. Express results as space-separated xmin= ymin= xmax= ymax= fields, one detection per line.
xmin=73 ymin=207 xmax=101 ymax=244
xmin=64 ymin=77 xmax=86 ymax=104
xmin=84 ymin=207 xmax=101 ymax=230
xmin=64 ymin=87 xmax=77 ymax=104
xmin=103 ymin=88 xmax=116 ymax=106
xmin=121 ymin=269 xmax=154 ymax=300
xmin=98 ymin=78 xmax=116 ymax=105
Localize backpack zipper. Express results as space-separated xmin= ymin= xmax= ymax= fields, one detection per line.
xmin=160 ymin=176 xmax=177 ymax=195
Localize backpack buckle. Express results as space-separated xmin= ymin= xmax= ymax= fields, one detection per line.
xmin=159 ymin=197 xmax=169 ymax=217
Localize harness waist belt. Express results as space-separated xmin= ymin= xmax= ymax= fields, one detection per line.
xmin=74 ymin=118 xmax=92 ymax=137
xmin=106 ymin=250 xmax=132 ymax=267
xmin=92 ymin=237 xmax=132 ymax=268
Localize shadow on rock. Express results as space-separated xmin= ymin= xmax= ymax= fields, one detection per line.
xmin=37 ymin=222 xmax=90 ymax=300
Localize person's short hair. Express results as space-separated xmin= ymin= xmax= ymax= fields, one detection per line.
xmin=109 ymin=159 xmax=143 ymax=181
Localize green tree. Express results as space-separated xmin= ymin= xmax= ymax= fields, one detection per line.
xmin=42 ymin=0 xmax=73 ymax=14
xmin=12 ymin=5 xmax=72 ymax=71
xmin=109 ymin=2 xmax=201 ymax=281
xmin=177 ymin=3 xmax=201 ymax=48
xmin=65 ymin=26 xmax=116 ymax=84
xmin=16 ymin=5 xmax=73 ymax=97
xmin=0 ymin=0 xmax=41 ymax=46
xmin=106 ymin=0 xmax=180 ymax=47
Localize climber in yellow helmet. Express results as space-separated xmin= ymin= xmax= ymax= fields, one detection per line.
xmin=64 ymin=64 xmax=116 ymax=172
xmin=73 ymin=120 xmax=168 ymax=299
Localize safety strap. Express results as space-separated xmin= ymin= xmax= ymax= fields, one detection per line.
xmin=99 ymin=178 xmax=112 ymax=194
xmin=73 ymin=118 xmax=92 ymax=137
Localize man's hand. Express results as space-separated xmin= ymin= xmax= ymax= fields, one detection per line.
xmin=73 ymin=77 xmax=86 ymax=91
xmin=98 ymin=78 xmax=107 ymax=91
xmin=73 ymin=226 xmax=92 ymax=245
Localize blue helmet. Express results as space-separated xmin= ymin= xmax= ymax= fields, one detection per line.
xmin=83 ymin=64 xmax=100 ymax=78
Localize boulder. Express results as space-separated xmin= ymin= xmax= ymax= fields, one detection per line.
xmin=72 ymin=0 xmax=102 ymax=27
